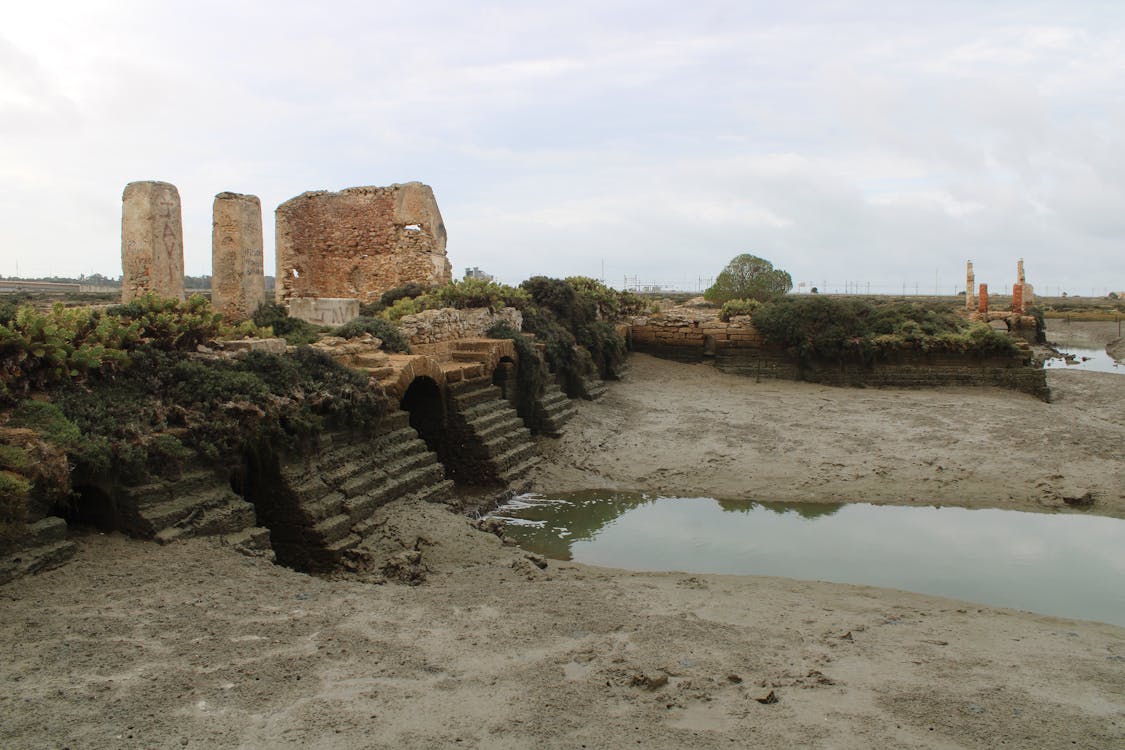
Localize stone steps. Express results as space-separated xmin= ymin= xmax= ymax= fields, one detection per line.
xmin=445 ymin=377 xmax=541 ymax=487
xmin=0 ymin=518 xmax=78 ymax=584
xmin=533 ymin=381 xmax=578 ymax=437
xmin=274 ymin=413 xmax=455 ymax=569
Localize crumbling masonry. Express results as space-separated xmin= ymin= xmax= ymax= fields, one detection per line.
xmin=274 ymin=182 xmax=452 ymax=305
xmin=211 ymin=192 xmax=265 ymax=321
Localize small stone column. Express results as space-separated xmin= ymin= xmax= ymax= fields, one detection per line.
xmin=965 ymin=261 xmax=975 ymax=310
xmin=1012 ymin=283 xmax=1025 ymax=314
xmin=211 ymin=192 xmax=265 ymax=321
xmin=121 ymin=181 xmax=185 ymax=302
xmin=977 ymin=283 xmax=989 ymax=315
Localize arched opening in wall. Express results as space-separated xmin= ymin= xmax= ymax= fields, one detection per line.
xmin=703 ymin=335 xmax=717 ymax=357
xmin=400 ymin=376 xmax=447 ymax=456
xmin=62 ymin=485 xmax=118 ymax=532
xmin=492 ymin=356 xmax=517 ymax=401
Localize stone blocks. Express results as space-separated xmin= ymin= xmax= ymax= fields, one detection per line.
xmin=275 ymin=182 xmax=451 ymax=305
xmin=288 ymin=297 xmax=360 ymax=327
xmin=211 ymin=192 xmax=265 ymax=321
xmin=121 ymin=181 xmax=185 ymax=302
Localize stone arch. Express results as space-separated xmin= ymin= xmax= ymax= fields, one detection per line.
xmin=492 ymin=355 xmax=518 ymax=400
xmin=400 ymin=376 xmax=447 ymax=456
xmin=64 ymin=484 xmax=119 ymax=532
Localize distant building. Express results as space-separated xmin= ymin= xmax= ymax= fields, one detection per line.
xmin=464 ymin=267 xmax=494 ymax=282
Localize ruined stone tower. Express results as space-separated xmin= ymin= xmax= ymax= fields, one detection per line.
xmin=211 ymin=192 xmax=265 ymax=321
xmin=274 ymin=182 xmax=451 ymax=305
xmin=121 ymin=181 xmax=185 ymax=302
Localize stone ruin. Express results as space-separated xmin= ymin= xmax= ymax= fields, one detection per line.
xmin=120 ymin=180 xmax=453 ymax=326
xmin=274 ymin=182 xmax=451 ymax=306
xmin=211 ymin=192 xmax=265 ymax=321
xmin=967 ymin=258 xmax=1040 ymax=340
xmin=121 ymin=181 xmax=185 ymax=302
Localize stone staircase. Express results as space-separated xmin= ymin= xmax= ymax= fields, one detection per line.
xmin=581 ymin=374 xmax=608 ymax=400
xmin=275 ymin=410 xmax=454 ymax=570
xmin=532 ymin=380 xmax=578 ymax=437
xmin=119 ymin=468 xmax=272 ymax=556
xmin=0 ymin=517 xmax=78 ymax=585
xmin=445 ymin=377 xmax=541 ymax=490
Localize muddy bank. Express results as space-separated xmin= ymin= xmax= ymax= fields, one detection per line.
xmin=534 ymin=354 xmax=1125 ymax=518
xmin=1 ymin=506 xmax=1122 ymax=750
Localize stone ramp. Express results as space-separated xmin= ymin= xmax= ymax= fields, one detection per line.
xmin=446 ymin=377 xmax=541 ymax=491
xmin=0 ymin=517 xmax=78 ymax=585
xmin=276 ymin=410 xmax=454 ymax=570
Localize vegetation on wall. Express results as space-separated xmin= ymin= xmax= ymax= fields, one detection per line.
xmin=1 ymin=294 xmax=263 ymax=406
xmin=251 ymin=302 xmax=322 ymax=345
xmin=484 ymin=322 xmax=549 ymax=422
xmin=719 ymin=298 xmax=760 ymax=321
xmin=704 ymin=254 xmax=793 ymax=304
xmin=333 ymin=317 xmax=412 ymax=353
xmin=752 ymin=297 xmax=1019 ymax=365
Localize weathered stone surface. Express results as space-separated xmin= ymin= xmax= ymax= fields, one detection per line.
xmin=211 ymin=192 xmax=265 ymax=321
xmin=398 ymin=307 xmax=522 ymax=345
xmin=121 ymin=181 xmax=185 ymax=302
xmin=220 ymin=337 xmax=287 ymax=354
xmin=275 ymin=182 xmax=451 ymax=304
xmin=288 ymin=297 xmax=360 ymax=326
xmin=965 ymin=261 xmax=975 ymax=310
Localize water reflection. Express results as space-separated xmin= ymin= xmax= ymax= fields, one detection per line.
xmin=491 ymin=493 xmax=1125 ymax=627
xmin=1042 ymin=346 xmax=1122 ymax=374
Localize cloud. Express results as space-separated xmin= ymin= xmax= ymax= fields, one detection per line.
xmin=0 ymin=1 xmax=1122 ymax=295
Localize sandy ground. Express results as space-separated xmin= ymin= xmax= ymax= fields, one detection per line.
xmin=2 ymin=345 xmax=1124 ymax=748
xmin=534 ymin=354 xmax=1125 ymax=519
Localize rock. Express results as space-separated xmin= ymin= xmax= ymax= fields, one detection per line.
xmin=221 ymin=337 xmax=287 ymax=354
xmin=524 ymin=553 xmax=548 ymax=570
xmin=631 ymin=673 xmax=668 ymax=690
xmin=754 ymin=689 xmax=778 ymax=705
xmin=1062 ymin=491 xmax=1095 ymax=508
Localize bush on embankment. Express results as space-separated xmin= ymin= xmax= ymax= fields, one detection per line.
xmin=0 ymin=295 xmax=389 ymax=540
xmin=751 ymin=297 xmax=1019 ymax=366
xmin=332 ymin=316 xmax=412 ymax=353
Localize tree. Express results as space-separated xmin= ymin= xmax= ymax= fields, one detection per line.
xmin=703 ymin=254 xmax=792 ymax=304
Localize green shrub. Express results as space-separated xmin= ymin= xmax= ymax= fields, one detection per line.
xmin=333 ymin=317 xmax=412 ymax=352
xmin=485 ymin=322 xmax=550 ymax=422
xmin=428 ymin=278 xmax=530 ymax=311
xmin=720 ymin=298 xmax=760 ymax=321
xmin=251 ymin=302 xmax=321 ymax=345
xmin=380 ymin=283 xmax=430 ymax=308
xmin=752 ymin=297 xmax=1018 ymax=365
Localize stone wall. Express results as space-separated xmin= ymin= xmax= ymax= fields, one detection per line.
xmin=121 ymin=181 xmax=185 ymax=302
xmin=211 ymin=192 xmax=265 ymax=320
xmin=398 ymin=307 xmax=522 ymax=346
xmin=630 ymin=316 xmax=1050 ymax=400
xmin=275 ymin=182 xmax=451 ymax=304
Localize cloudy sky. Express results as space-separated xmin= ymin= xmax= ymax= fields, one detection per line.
xmin=3 ymin=1 xmax=1123 ymax=294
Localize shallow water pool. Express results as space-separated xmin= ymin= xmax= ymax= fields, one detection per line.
xmin=1043 ymin=345 xmax=1122 ymax=374
xmin=491 ymin=492 xmax=1125 ymax=626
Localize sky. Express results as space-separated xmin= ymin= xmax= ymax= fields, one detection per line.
xmin=2 ymin=1 xmax=1124 ymax=295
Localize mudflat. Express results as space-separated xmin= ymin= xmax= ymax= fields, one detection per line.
xmin=1 ymin=351 xmax=1123 ymax=749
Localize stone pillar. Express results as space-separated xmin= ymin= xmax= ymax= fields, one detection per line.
xmin=977 ymin=283 xmax=989 ymax=315
xmin=211 ymin=192 xmax=265 ymax=321
xmin=965 ymin=261 xmax=975 ymax=310
xmin=1012 ymin=283 xmax=1025 ymax=314
xmin=121 ymin=181 xmax=185 ymax=302
xmin=1017 ymin=258 xmax=1025 ymax=285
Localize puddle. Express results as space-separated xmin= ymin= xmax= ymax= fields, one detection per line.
xmin=491 ymin=492 xmax=1125 ymax=626
xmin=1043 ymin=346 xmax=1123 ymax=374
